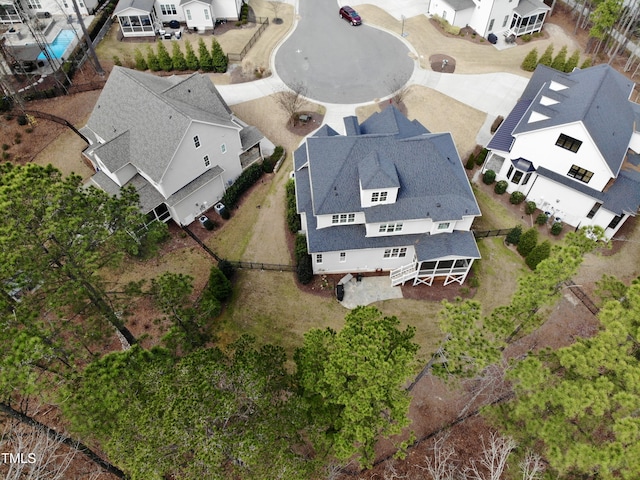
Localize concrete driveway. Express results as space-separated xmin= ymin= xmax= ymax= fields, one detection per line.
xmin=274 ymin=0 xmax=415 ymax=103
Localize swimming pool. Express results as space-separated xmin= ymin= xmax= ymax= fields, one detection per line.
xmin=38 ymin=30 xmax=75 ymax=61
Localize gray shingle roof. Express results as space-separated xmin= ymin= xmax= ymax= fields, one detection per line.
xmin=239 ymin=126 xmax=264 ymax=151
xmin=358 ymin=151 xmax=400 ymax=189
xmin=83 ymin=66 xmax=238 ymax=184
xmin=487 ymin=99 xmax=531 ymax=152
xmin=514 ymin=0 xmax=550 ymax=16
xmin=302 ymin=107 xmax=479 ymax=222
xmin=513 ymin=64 xmax=634 ymax=175
xmin=114 ymin=0 xmax=154 ymax=15
xmin=88 ymin=171 xmax=165 ymax=214
xmin=166 ymin=165 xmax=224 ymax=206
xmin=441 ymin=0 xmax=474 ymax=11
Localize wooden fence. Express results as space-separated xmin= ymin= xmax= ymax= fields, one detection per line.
xmin=562 ymin=279 xmax=600 ymax=315
xmin=227 ymin=17 xmax=269 ymax=62
xmin=473 ymin=228 xmax=513 ymax=239
xmin=24 ymin=110 xmax=90 ymax=144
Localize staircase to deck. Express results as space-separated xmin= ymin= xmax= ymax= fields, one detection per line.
xmin=390 ymin=263 xmax=417 ymax=286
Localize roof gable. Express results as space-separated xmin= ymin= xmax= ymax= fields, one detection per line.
xmin=358 ymin=151 xmax=400 ymax=189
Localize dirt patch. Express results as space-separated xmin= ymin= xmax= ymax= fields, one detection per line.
xmin=429 ymin=54 xmax=456 ymax=73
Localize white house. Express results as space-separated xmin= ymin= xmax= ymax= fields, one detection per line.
xmin=294 ymin=107 xmax=482 ymax=287
xmin=482 ymin=64 xmax=640 ymax=239
xmin=428 ymin=0 xmax=550 ymax=39
xmin=0 ymin=0 xmax=95 ymax=24
xmin=113 ymin=0 xmax=242 ymax=36
xmin=81 ymin=66 xmax=270 ymax=226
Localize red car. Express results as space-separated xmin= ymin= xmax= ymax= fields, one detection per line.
xmin=339 ymin=6 xmax=361 ymax=26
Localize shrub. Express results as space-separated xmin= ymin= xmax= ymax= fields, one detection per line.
xmin=475 ymin=148 xmax=488 ymax=166
xmin=25 ymin=127 xmax=33 ymax=134
xmin=521 ymin=34 xmax=532 ymax=42
xmin=16 ymin=115 xmax=28 ymax=126
xmin=510 ymin=191 xmax=525 ymax=204
xmin=2 ymin=143 xmax=9 ymax=151
xmin=2 ymin=151 xmax=9 ymax=160
xmin=494 ymin=180 xmax=508 ymax=194
xmin=262 ymin=158 xmax=275 ymax=173
xmin=134 ymin=48 xmax=147 ymax=70
xmin=286 ymin=178 xmax=301 ymax=233
xmin=521 ymin=47 xmax=538 ymax=71
xmin=465 ymin=153 xmax=476 ymax=170
xmin=506 ymin=225 xmax=523 ymax=245
xmin=483 ymin=169 xmax=496 ymax=185
xmin=297 ymin=255 xmax=313 ymax=284
xmin=271 ymin=145 xmax=284 ymax=162
xmin=538 ymin=44 xmax=554 ymax=67
xmin=220 ymin=206 xmax=230 ymax=220
xmin=184 ymin=40 xmax=199 ymax=70
xmin=211 ymin=38 xmax=228 ymax=73
xmin=197 ymin=38 xmax=213 ymax=71
xmin=217 ymin=259 xmax=236 ymax=280
xmin=156 ymin=40 xmax=173 ymax=71
xmin=551 ymin=221 xmax=564 ymax=236
xmin=525 ymin=240 xmax=551 ymax=270
xmin=221 ymin=163 xmax=263 ymax=208
xmin=294 ymin=233 xmax=308 ymax=263
xmin=580 ymin=56 xmax=593 ymax=69
xmin=171 ymin=41 xmax=187 ymax=71
xmin=112 ymin=55 xmax=123 ymax=66
xmin=551 ymin=45 xmax=568 ymax=71
xmin=490 ymin=116 xmax=504 ymax=134
xmin=205 ymin=266 xmax=232 ymax=302
xmin=536 ymin=213 xmax=548 ymax=225
xmin=517 ymin=227 xmax=538 ymax=257
xmin=564 ymin=50 xmax=580 ymax=72
xmin=202 ymin=218 xmax=216 ymax=230
xmin=524 ymin=201 xmax=537 ymax=215
xmin=146 ymin=45 xmax=160 ymax=71
xmin=0 ymin=97 xmax=11 ymax=113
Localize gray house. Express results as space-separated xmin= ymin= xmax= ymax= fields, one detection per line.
xmin=294 ymin=107 xmax=482 ymax=287
xmin=82 ymin=66 xmax=268 ymax=226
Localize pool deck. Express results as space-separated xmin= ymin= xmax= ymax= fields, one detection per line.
xmin=1 ymin=14 xmax=92 ymax=54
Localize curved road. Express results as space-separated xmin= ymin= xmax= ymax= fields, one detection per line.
xmin=274 ymin=0 xmax=414 ymax=104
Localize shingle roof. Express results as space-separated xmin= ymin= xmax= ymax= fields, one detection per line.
xmin=87 ymin=171 xmax=165 ymax=214
xmin=83 ymin=66 xmax=238 ymax=184
xmin=441 ymin=0 xmax=474 ymax=11
xmin=486 ymin=99 xmax=531 ymax=152
xmin=512 ymin=64 xmax=634 ymax=175
xmin=514 ymin=0 xmax=550 ymax=16
xmin=114 ymin=0 xmax=154 ymax=15
xmin=358 ymin=151 xmax=400 ymax=189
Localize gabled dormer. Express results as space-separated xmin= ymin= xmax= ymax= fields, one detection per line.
xmin=358 ymin=151 xmax=400 ymax=207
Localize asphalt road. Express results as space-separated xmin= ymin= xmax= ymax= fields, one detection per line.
xmin=274 ymin=0 xmax=415 ymax=104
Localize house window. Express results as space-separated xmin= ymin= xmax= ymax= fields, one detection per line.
xmin=556 ymin=134 xmax=582 ymax=153
xmin=383 ymin=247 xmax=407 ymax=258
xmin=204 ymin=8 xmax=210 ymax=20
xmin=523 ymin=172 xmax=532 ymax=185
xmin=371 ymin=191 xmax=388 ymax=203
xmin=203 ymin=155 xmax=210 ymax=167
xmin=488 ymin=19 xmax=495 ymax=32
xmin=26 ymin=0 xmax=41 ymax=8
xmin=160 ymin=4 xmax=177 ymax=15
xmin=316 ymin=254 xmax=322 ymax=264
xmin=339 ymin=252 xmax=346 ymax=263
xmin=437 ymin=222 xmax=450 ymax=230
xmin=220 ymin=144 xmax=227 ymax=154
xmin=567 ymin=165 xmax=593 ymax=184
xmin=193 ymin=135 xmax=200 ymax=148
xmin=511 ymin=170 xmax=523 ymax=184
xmin=186 ymin=9 xmax=192 ymax=20
xmin=608 ymin=215 xmax=622 ymax=229
xmin=331 ymin=213 xmax=355 ymax=224
xmin=379 ymin=223 xmax=403 ymax=233
xmin=586 ymin=202 xmax=601 ymax=219
xmin=502 ymin=15 xmax=509 ymax=27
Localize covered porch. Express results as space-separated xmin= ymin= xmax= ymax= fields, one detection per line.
xmin=114 ymin=0 xmax=157 ymax=37
xmin=507 ymin=0 xmax=550 ymax=37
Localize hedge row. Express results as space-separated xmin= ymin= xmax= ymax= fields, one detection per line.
xmin=134 ymin=37 xmax=227 ymax=73
xmin=295 ymin=233 xmax=313 ymax=284
xmin=285 ymin=178 xmax=301 ymax=233
xmin=221 ymin=163 xmax=263 ymax=209
xmin=521 ymin=44 xmax=591 ymax=73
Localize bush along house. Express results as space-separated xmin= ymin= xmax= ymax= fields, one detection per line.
xmin=294 ymin=106 xmax=482 ymax=287
xmin=482 ymin=64 xmax=640 ymax=239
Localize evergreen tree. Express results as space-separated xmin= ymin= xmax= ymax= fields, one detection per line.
xmin=156 ymin=40 xmax=173 ymax=72
xmin=521 ymin=47 xmax=538 ymax=71
xmin=564 ymin=49 xmax=580 ymax=72
xmin=551 ymin=45 xmax=568 ymax=71
xmin=197 ymin=38 xmax=213 ymax=72
xmin=146 ymin=44 xmax=160 ymax=71
xmin=171 ymin=41 xmax=187 ymax=71
xmin=538 ymin=44 xmax=554 ymax=67
xmin=184 ymin=40 xmax=199 ymax=70
xmin=580 ymin=56 xmax=593 ymax=68
xmin=505 ymin=224 xmax=523 ymax=245
xmin=134 ymin=47 xmax=147 ymax=70
xmin=210 ymin=38 xmax=228 ymax=73
xmin=517 ymin=227 xmax=538 ymax=257
xmin=525 ymin=240 xmax=551 ymax=270
xmin=294 ymin=306 xmax=418 ymax=467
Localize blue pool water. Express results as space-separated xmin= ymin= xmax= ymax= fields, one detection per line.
xmin=38 ymin=30 xmax=75 ymax=61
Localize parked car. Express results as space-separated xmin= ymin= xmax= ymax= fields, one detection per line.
xmin=339 ymin=6 xmax=361 ymax=25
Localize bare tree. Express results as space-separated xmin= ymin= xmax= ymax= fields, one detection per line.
xmin=274 ymin=81 xmax=308 ymax=126
xmin=268 ymin=0 xmax=284 ymax=22
xmin=464 ymin=432 xmax=516 ymax=480
xmin=519 ymin=450 xmax=545 ymax=480
xmin=419 ymin=436 xmax=460 ymax=480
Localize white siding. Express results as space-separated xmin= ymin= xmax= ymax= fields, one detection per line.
xmin=168 ymin=173 xmax=226 ymax=225
xmin=316 ymin=212 xmax=365 ymax=229
xmin=155 ymin=1 xmax=186 ymax=22
xmin=365 ymin=218 xmax=433 ymax=236
xmin=359 ymin=185 xmax=398 ymax=208
xmin=313 ymin=246 xmax=415 ymax=274
xmin=212 ymin=0 xmax=240 ymax=20
xmin=181 ymin=1 xmax=214 ymax=31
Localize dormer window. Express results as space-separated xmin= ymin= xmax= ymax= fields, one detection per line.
xmin=332 ymin=213 xmax=355 ymax=224
xmin=371 ymin=191 xmax=388 ymax=203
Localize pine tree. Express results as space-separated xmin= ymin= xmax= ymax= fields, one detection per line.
xmin=184 ymin=40 xmax=199 ymax=70
xmin=525 ymin=240 xmax=551 ymax=270
xmin=146 ymin=44 xmax=160 ymax=71
xmin=537 ymin=44 xmax=554 ymax=67
xmin=171 ymin=41 xmax=187 ymax=71
xmin=551 ymin=45 xmax=568 ymax=71
xmin=210 ymin=38 xmax=228 ymax=73
xmin=198 ymin=38 xmax=213 ymax=72
xmin=580 ymin=56 xmax=593 ymax=68
xmin=521 ymin=48 xmax=538 ymax=71
xmin=156 ymin=40 xmax=173 ymax=72
xmin=517 ymin=227 xmax=538 ymax=257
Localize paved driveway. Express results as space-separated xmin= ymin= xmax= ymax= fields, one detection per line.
xmin=274 ymin=0 xmax=415 ymax=103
